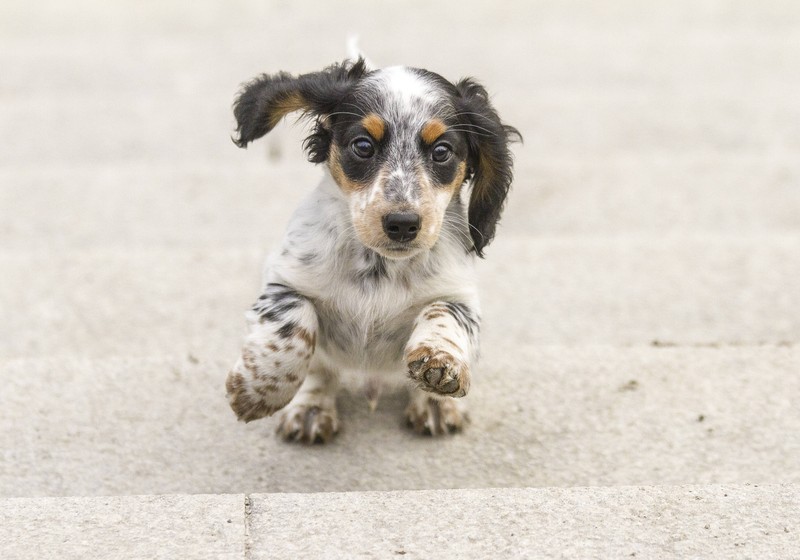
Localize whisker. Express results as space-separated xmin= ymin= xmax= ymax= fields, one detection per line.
xmin=453 ymin=111 xmax=496 ymax=123
xmin=447 ymin=128 xmax=496 ymax=138
xmin=325 ymin=111 xmax=368 ymax=120
xmin=340 ymin=103 xmax=367 ymax=117
xmin=448 ymin=123 xmax=498 ymax=136
xmin=466 ymin=221 xmax=485 ymax=244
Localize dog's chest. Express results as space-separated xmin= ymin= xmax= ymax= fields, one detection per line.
xmin=312 ymin=265 xmax=430 ymax=370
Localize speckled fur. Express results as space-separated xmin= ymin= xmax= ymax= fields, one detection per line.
xmin=225 ymin=59 xmax=518 ymax=443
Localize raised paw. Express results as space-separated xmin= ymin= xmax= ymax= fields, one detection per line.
xmin=406 ymin=345 xmax=471 ymax=398
xmin=276 ymin=403 xmax=339 ymax=444
xmin=225 ymin=371 xmax=296 ymax=423
xmin=225 ymin=341 xmax=311 ymax=423
xmin=405 ymin=395 xmax=468 ymax=436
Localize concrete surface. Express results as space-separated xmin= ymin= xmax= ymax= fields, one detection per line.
xmin=248 ymin=485 xmax=800 ymax=559
xmin=1 ymin=0 xmax=800 ymax=555
xmin=2 ymin=346 xmax=797 ymax=497
xmin=2 ymin=486 xmax=797 ymax=559
xmin=1 ymin=236 xmax=798 ymax=360
xmin=0 ymin=493 xmax=244 ymax=560
xmin=4 ymin=156 xmax=800 ymax=252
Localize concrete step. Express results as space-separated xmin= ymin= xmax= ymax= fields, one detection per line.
xmin=0 ymin=493 xmax=244 ymax=560
xmin=1 ymin=485 xmax=798 ymax=559
xmin=2 ymin=155 xmax=799 ymax=252
xmin=1 ymin=345 xmax=797 ymax=497
xmin=1 ymin=236 xmax=797 ymax=360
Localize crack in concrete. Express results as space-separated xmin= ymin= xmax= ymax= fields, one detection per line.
xmin=244 ymin=494 xmax=253 ymax=560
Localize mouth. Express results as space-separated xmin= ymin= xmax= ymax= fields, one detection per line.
xmin=377 ymin=243 xmax=421 ymax=259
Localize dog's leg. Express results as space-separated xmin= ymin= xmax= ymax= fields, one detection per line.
xmin=405 ymin=301 xmax=478 ymax=398
xmin=225 ymin=284 xmax=318 ymax=423
xmin=276 ymin=364 xmax=339 ymax=444
xmin=405 ymin=387 xmax=468 ymax=436
xmin=403 ymin=300 xmax=479 ymax=435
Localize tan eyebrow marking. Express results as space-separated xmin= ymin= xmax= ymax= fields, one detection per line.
xmin=361 ymin=113 xmax=386 ymax=141
xmin=421 ymin=119 xmax=447 ymax=144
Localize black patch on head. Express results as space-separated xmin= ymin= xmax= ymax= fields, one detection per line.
xmin=422 ymin=129 xmax=468 ymax=187
xmin=333 ymin=116 xmax=387 ymax=183
xmin=232 ymin=58 xmax=370 ymax=163
xmin=452 ymin=78 xmax=521 ymax=257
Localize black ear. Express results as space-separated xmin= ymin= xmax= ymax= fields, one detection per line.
xmin=454 ymin=78 xmax=521 ymax=257
xmin=232 ymin=59 xmax=368 ymax=155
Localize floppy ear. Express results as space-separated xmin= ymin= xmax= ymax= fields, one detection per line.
xmin=454 ymin=78 xmax=521 ymax=257
xmin=232 ymin=58 xmax=367 ymax=159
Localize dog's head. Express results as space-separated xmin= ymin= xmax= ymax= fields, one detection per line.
xmin=233 ymin=59 xmax=519 ymax=259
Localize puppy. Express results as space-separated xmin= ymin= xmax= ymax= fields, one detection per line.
xmin=225 ymin=58 xmax=519 ymax=442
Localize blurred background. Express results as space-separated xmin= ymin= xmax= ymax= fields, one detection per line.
xmin=1 ymin=1 xmax=798 ymax=498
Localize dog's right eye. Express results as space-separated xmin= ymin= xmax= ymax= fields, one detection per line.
xmin=351 ymin=138 xmax=375 ymax=159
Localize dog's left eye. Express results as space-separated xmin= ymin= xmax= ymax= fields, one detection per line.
xmin=351 ymin=138 xmax=375 ymax=159
xmin=431 ymin=143 xmax=452 ymax=163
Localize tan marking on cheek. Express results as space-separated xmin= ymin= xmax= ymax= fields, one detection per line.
xmin=328 ymin=144 xmax=368 ymax=194
xmin=352 ymin=181 xmax=400 ymax=250
xmin=268 ymin=92 xmax=307 ymax=128
xmin=414 ymin=161 xmax=467 ymax=248
xmin=421 ymin=119 xmax=447 ymax=144
xmin=361 ymin=113 xmax=385 ymax=141
xmin=449 ymin=161 xmax=468 ymax=193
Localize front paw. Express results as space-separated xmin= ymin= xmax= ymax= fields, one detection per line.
xmin=225 ymin=346 xmax=305 ymax=423
xmin=406 ymin=345 xmax=470 ymax=398
xmin=225 ymin=368 xmax=297 ymax=423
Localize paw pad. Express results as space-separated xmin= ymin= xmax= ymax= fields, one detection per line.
xmin=406 ymin=347 xmax=470 ymax=398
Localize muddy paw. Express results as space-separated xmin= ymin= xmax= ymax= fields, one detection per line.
xmin=226 ymin=369 xmax=296 ymax=423
xmin=276 ymin=403 xmax=339 ymax=444
xmin=406 ymin=345 xmax=470 ymax=397
xmin=405 ymin=395 xmax=468 ymax=436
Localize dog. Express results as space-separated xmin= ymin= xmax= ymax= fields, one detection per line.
xmin=225 ymin=58 xmax=519 ymax=443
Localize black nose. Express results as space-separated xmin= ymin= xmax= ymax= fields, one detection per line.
xmin=382 ymin=213 xmax=420 ymax=242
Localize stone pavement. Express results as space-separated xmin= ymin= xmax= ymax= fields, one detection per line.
xmin=1 ymin=0 xmax=799 ymax=557
xmin=2 ymin=486 xmax=798 ymax=559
